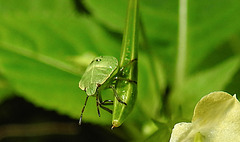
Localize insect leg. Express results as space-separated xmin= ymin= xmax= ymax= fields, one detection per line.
xmin=110 ymin=85 xmax=127 ymax=105
xmin=114 ymin=76 xmax=137 ymax=84
xmin=96 ymin=91 xmax=101 ymax=117
xmin=99 ymin=105 xmax=113 ymax=114
xmin=117 ymin=59 xmax=137 ymax=84
xmin=120 ymin=58 xmax=138 ymax=72
xmin=79 ymin=96 xmax=89 ymax=125
xmin=97 ymin=92 xmax=113 ymax=105
xmin=98 ymin=94 xmax=113 ymax=113
xmin=101 ymin=100 xmax=114 ymax=105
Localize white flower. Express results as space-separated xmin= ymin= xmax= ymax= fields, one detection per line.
xmin=170 ymin=91 xmax=240 ymax=142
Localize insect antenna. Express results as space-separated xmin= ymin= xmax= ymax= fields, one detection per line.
xmin=79 ymin=96 xmax=89 ymax=125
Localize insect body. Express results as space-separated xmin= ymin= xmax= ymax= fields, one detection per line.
xmin=79 ymin=56 xmax=131 ymax=125
xmin=79 ymin=56 xmax=118 ymax=96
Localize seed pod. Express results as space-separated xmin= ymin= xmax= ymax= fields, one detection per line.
xmin=112 ymin=0 xmax=139 ymax=128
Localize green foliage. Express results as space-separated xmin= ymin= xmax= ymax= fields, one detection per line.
xmin=0 ymin=0 xmax=120 ymax=124
xmin=0 ymin=0 xmax=240 ymax=141
xmin=188 ymin=0 xmax=240 ymax=72
xmin=170 ymin=56 xmax=240 ymax=119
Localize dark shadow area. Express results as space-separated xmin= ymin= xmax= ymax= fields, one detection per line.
xmin=0 ymin=96 xmax=125 ymax=142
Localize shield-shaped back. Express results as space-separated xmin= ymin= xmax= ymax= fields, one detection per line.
xmin=79 ymin=56 xmax=118 ymax=96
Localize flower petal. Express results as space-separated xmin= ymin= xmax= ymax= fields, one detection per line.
xmin=170 ymin=91 xmax=240 ymax=141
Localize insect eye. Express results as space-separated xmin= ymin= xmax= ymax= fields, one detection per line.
xmin=96 ymin=59 xmax=101 ymax=62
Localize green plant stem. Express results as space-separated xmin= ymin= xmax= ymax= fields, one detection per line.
xmin=175 ymin=0 xmax=188 ymax=88
xmin=119 ymin=2 xmax=138 ymax=66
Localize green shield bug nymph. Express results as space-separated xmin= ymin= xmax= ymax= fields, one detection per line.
xmin=78 ymin=56 xmax=135 ymax=125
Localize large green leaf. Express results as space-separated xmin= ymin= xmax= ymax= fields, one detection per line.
xmin=187 ymin=0 xmax=240 ymax=73
xmin=0 ymin=15 xmax=120 ymax=61
xmin=0 ymin=0 xmax=75 ymax=14
xmin=0 ymin=0 xmax=123 ymax=124
xmin=0 ymin=39 xmax=112 ymax=125
xmin=169 ymin=56 xmax=240 ymax=120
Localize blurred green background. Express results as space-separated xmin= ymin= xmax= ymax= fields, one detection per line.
xmin=0 ymin=0 xmax=240 ymax=141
